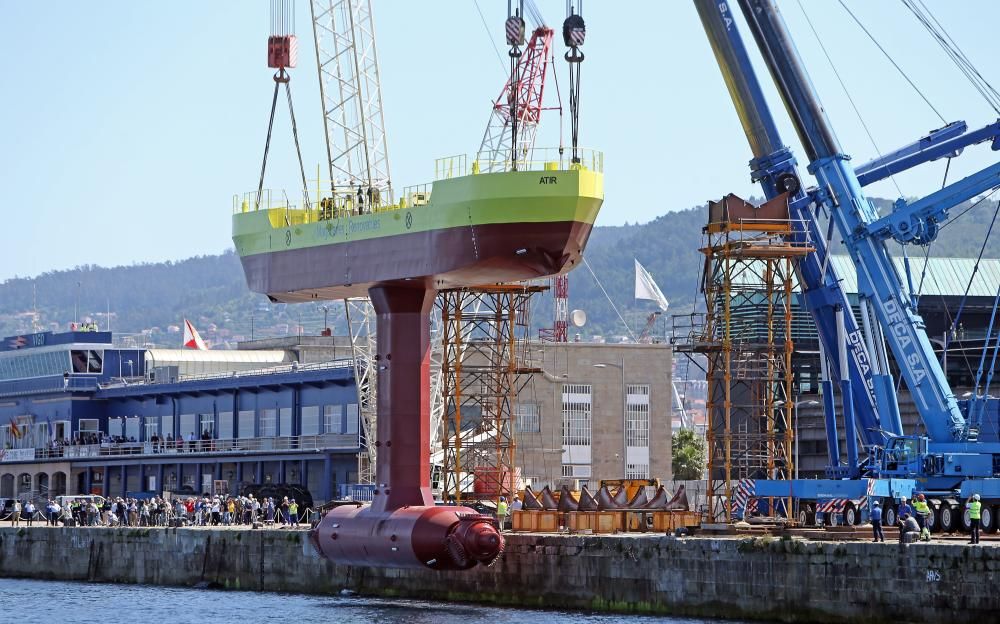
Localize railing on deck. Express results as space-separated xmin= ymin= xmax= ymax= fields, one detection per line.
xmin=233 ymin=147 xmax=605 ymax=224
xmin=441 ymin=146 xmax=604 ymax=177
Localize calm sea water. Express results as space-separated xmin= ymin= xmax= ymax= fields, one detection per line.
xmin=0 ymin=578 xmax=756 ymax=624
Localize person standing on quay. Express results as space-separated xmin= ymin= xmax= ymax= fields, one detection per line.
xmin=967 ymin=494 xmax=983 ymax=545
xmin=897 ymin=497 xmax=914 ymax=521
xmin=11 ymin=499 xmax=21 ymax=526
xmin=870 ymin=501 xmax=884 ymax=542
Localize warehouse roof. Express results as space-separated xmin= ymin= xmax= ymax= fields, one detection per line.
xmin=828 ymin=255 xmax=1000 ymax=298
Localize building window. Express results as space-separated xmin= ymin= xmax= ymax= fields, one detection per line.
xmin=346 ymin=404 xmax=360 ymax=435
xmin=125 ymin=416 xmax=141 ymax=441
xmin=162 ymin=415 xmax=174 ymax=439
xmin=324 ymin=405 xmax=342 ymax=434
xmin=144 ymin=416 xmax=159 ymax=441
xmin=238 ymin=410 xmax=255 ymax=438
xmin=279 ymin=408 xmax=292 ymax=437
xmin=561 ymin=464 xmax=592 ymax=478
xmin=626 ymin=463 xmax=650 ymax=479
xmin=179 ymin=413 xmax=197 ymax=440
xmin=70 ymin=350 xmax=103 ymax=374
xmin=626 ymin=384 xmax=650 ymax=448
xmin=515 ymin=403 xmax=540 ymax=433
xmin=108 ymin=417 xmax=123 ymax=439
xmin=260 ymin=409 xmax=277 ymax=437
xmin=200 ymin=414 xmax=215 ymax=437
xmin=78 ymin=419 xmax=99 ymax=435
xmin=217 ymin=412 xmax=233 ymax=439
xmin=561 ymin=384 xmax=592 ymax=446
xmin=301 ymin=406 xmax=320 ymax=436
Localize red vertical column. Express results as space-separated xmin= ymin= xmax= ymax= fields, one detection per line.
xmin=368 ymin=285 xmax=437 ymax=513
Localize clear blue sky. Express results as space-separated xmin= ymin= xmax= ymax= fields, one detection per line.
xmin=2 ymin=1 xmax=1000 ymax=281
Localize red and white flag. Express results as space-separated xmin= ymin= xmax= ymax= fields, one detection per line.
xmin=183 ymin=319 xmax=208 ymax=350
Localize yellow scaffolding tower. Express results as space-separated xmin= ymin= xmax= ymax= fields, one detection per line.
xmin=694 ymin=194 xmax=812 ymax=522
xmin=439 ymin=284 xmax=544 ymax=505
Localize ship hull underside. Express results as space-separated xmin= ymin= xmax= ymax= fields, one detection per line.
xmin=240 ymin=219 xmax=593 ymax=302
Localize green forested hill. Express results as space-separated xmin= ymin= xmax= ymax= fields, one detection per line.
xmin=2 ymin=195 xmax=999 ymax=345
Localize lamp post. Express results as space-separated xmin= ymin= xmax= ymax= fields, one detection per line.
xmin=321 ymin=305 xmax=330 ymax=333
xmin=593 ymin=356 xmax=627 ymax=479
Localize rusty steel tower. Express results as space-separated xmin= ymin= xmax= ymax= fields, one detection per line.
xmin=684 ymin=194 xmax=812 ymax=522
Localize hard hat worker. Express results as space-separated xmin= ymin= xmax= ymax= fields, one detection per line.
xmin=967 ymin=494 xmax=983 ymax=545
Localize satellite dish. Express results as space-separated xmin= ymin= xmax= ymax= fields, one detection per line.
xmin=571 ymin=309 xmax=587 ymax=327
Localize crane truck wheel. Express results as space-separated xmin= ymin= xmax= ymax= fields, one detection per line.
xmin=883 ymin=505 xmax=897 ymax=528
xmin=797 ymin=506 xmax=815 ymax=526
xmin=981 ymin=506 xmax=996 ymax=534
xmin=940 ymin=504 xmax=959 ymax=533
xmin=843 ymin=502 xmax=860 ymax=526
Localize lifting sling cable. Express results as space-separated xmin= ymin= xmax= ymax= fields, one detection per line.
xmin=473 ymin=0 xmax=508 ymax=73
xmin=796 ymin=0 xmax=904 ymax=197
xmin=582 ymin=256 xmax=638 ymax=342
xmin=972 ymin=282 xmax=1000 ymax=396
xmin=550 ymin=48 xmax=565 ymax=156
xmin=563 ymin=1 xmax=585 ymax=164
xmin=256 ymin=76 xmax=283 ymax=211
xmin=837 ymin=0 xmax=946 ymax=124
xmin=980 ymin=311 xmax=1000 ymax=412
xmin=284 ymin=78 xmax=312 ymax=210
xmin=913 ymin=158 xmax=950 ymax=304
xmin=902 ymin=0 xmax=1000 ymax=115
xmin=255 ymin=69 xmax=311 ymax=211
xmin=945 ymin=196 xmax=1000 ymax=340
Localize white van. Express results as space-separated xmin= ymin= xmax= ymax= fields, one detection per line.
xmin=55 ymin=494 xmax=105 ymax=509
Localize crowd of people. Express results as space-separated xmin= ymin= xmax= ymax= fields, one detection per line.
xmin=5 ymin=494 xmax=307 ymax=528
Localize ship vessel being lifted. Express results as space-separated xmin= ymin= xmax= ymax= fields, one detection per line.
xmin=232 ymin=0 xmax=601 ymax=571
xmin=234 ymin=149 xmax=603 ymax=302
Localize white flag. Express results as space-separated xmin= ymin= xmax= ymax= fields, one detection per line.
xmin=634 ymin=259 xmax=669 ymax=311
xmin=183 ymin=319 xmax=208 ymax=350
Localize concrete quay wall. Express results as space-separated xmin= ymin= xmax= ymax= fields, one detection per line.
xmin=0 ymin=527 xmax=995 ymax=622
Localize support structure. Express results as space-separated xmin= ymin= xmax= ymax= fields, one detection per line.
xmin=539 ymin=275 xmax=569 ymax=342
xmin=689 ymin=195 xmax=811 ymax=522
xmin=344 ymin=297 xmax=377 ymax=484
xmin=312 ymin=285 xmax=503 ymax=570
xmin=439 ymin=285 xmax=544 ymax=505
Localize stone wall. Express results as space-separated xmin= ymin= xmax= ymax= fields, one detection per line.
xmin=0 ymin=528 xmax=994 ymax=622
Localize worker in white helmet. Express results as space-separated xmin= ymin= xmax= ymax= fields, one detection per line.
xmin=966 ymin=494 xmax=983 ymax=545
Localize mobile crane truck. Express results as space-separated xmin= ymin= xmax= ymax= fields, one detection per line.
xmin=693 ymin=0 xmax=1000 ymax=531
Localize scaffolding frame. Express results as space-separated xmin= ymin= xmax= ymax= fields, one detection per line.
xmin=681 ymin=195 xmax=813 ymax=522
xmin=439 ymin=284 xmax=544 ymax=504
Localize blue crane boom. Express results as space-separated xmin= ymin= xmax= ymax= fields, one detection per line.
xmin=733 ymin=0 xmax=1000 ymax=444
xmin=694 ymin=0 xmax=1000 ymax=529
xmin=693 ymin=0 xmax=892 ymax=475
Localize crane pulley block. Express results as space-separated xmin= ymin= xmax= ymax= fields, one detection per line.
xmin=505 ymin=16 xmax=526 ymax=46
xmin=268 ymin=35 xmax=298 ymax=69
xmin=563 ymin=13 xmax=585 ymax=48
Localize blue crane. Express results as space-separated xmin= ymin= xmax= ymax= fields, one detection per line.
xmin=695 ymin=0 xmax=1000 ymax=529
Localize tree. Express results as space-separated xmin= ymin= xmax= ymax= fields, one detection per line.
xmin=672 ymin=428 xmax=706 ymax=480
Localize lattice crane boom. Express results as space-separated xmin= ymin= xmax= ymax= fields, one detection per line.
xmin=311 ymin=0 xmax=392 ymax=199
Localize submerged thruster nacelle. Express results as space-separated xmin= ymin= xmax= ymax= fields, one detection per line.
xmin=308 ymin=286 xmax=503 ymax=570
xmin=311 ymin=505 xmax=502 ymax=570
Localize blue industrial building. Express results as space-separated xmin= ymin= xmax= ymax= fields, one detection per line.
xmin=0 ymin=330 xmax=362 ymax=505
